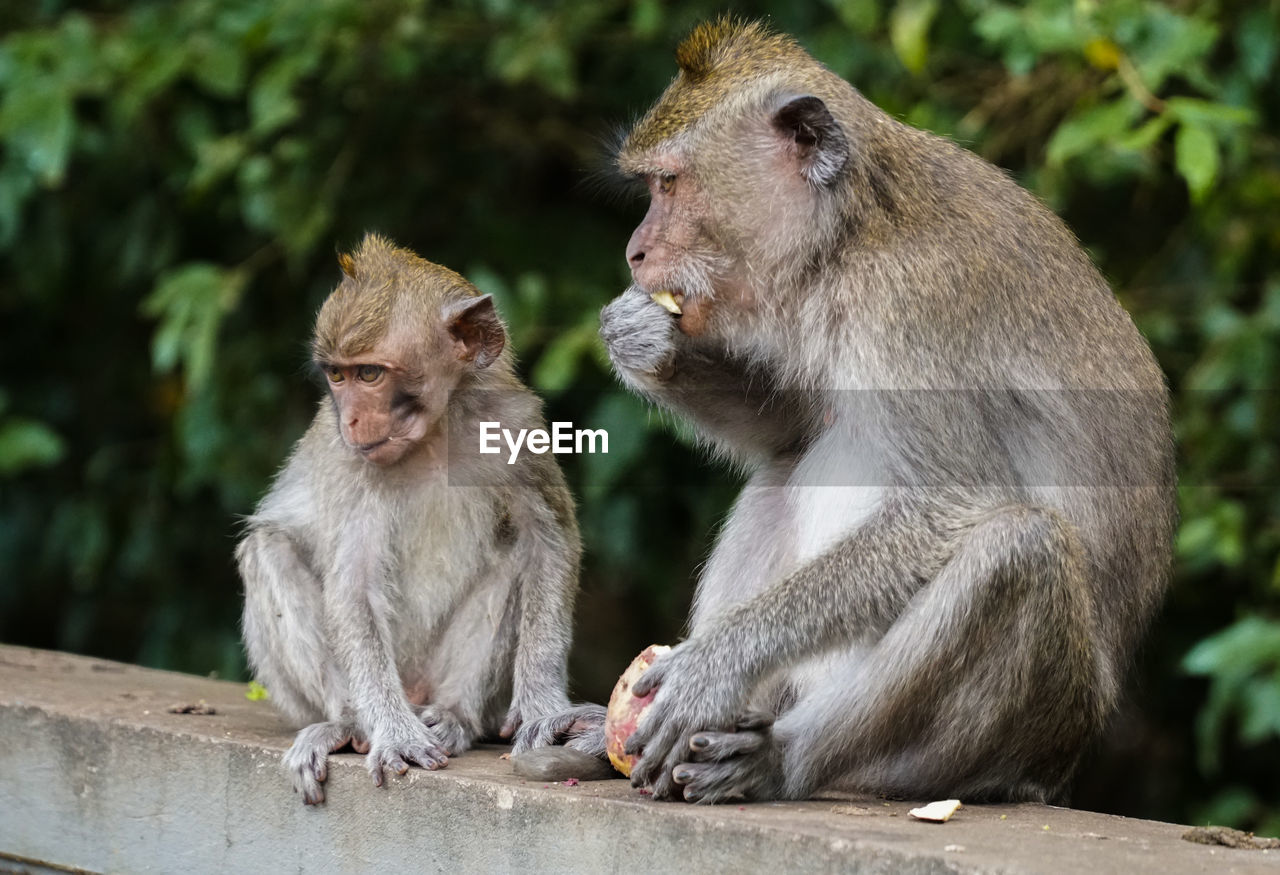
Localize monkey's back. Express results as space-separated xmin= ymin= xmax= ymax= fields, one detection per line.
xmin=868 ymin=120 xmax=1177 ymax=669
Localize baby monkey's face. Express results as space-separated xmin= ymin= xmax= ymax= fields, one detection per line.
xmin=319 ymin=341 xmax=449 ymax=467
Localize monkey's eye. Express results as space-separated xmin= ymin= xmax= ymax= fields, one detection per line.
xmin=326 ymin=366 xmax=345 ymax=383
xmin=658 ymin=173 xmax=677 ymax=195
xmin=356 ymin=365 xmax=384 ymax=383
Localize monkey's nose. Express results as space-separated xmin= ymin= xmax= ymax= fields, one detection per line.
xmin=628 ymin=248 xmax=645 ymax=267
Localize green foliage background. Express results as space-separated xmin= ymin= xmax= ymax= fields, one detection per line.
xmin=2 ymin=0 xmax=1277 ymax=830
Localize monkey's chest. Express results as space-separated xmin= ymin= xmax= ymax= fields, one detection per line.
xmin=385 ymin=490 xmax=515 ymax=671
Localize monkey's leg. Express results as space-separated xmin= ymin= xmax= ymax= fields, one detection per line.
xmin=501 ymin=484 xmax=578 ymax=741
xmin=282 ymin=717 xmax=370 ymax=805
xmin=673 ymin=505 xmax=1106 ymax=804
xmin=238 ymin=528 xmax=332 ymax=727
xmin=624 ymin=501 xmax=931 ymax=798
xmin=325 ymin=520 xmax=450 ymax=785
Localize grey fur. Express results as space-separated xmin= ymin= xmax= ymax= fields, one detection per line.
xmin=527 ymin=25 xmax=1175 ymax=805
xmin=238 ymin=266 xmax=580 ymax=805
xmin=511 ymin=702 xmax=608 ymax=759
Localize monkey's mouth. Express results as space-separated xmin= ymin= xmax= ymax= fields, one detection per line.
xmin=356 ymin=438 xmax=390 ymax=456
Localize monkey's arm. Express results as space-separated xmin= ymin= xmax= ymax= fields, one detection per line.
xmin=600 ymin=288 xmax=812 ymax=464
xmin=500 ymin=476 xmax=579 ymax=738
xmin=625 ymin=499 xmax=936 ymax=798
xmin=325 ymin=511 xmax=451 ymax=784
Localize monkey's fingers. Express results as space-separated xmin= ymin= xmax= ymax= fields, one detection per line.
xmin=687 ymin=728 xmax=765 ymax=763
xmin=673 ymin=761 xmax=749 ymax=805
xmin=283 ymin=731 xmax=335 ymax=805
xmin=630 ymin=659 xmax=670 ymax=698
xmin=734 ymin=711 xmax=775 ymax=732
xmin=293 ymin=767 xmax=326 ymax=805
xmin=499 ymin=715 xmax=520 ymax=739
xmin=648 ymin=749 xmax=686 ymax=801
xmin=404 ymin=743 xmax=449 ymax=771
xmin=627 ymin=720 xmax=682 ymax=789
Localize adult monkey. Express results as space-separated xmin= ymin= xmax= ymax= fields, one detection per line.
xmin=514 ymin=18 xmax=1175 ymax=804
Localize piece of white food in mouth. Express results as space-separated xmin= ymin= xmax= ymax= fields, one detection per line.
xmin=650 ymin=290 xmax=684 ymax=315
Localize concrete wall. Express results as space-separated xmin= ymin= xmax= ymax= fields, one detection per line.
xmin=0 ymin=646 xmax=1273 ymax=874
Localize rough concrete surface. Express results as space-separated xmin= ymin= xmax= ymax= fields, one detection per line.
xmin=0 ymin=645 xmax=1275 ymax=874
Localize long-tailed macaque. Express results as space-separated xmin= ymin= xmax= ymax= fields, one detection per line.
xmin=514 ymin=19 xmax=1175 ymax=805
xmin=239 ymin=233 xmax=579 ymax=804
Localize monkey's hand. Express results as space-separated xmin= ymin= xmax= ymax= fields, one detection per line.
xmin=622 ymin=641 xmax=746 ymax=800
xmin=414 ymin=704 xmax=473 ymax=757
xmin=671 ymin=711 xmax=786 ymax=804
xmin=510 ymin=703 xmax=608 ymax=759
xmin=599 ymin=286 xmax=678 ymax=379
xmin=282 ymin=720 xmax=371 ymax=805
xmin=366 ymin=717 xmax=450 ymax=787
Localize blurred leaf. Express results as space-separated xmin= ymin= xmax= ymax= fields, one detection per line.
xmin=250 ymin=53 xmax=313 ymax=135
xmin=1185 ymin=616 xmax=1280 ymax=774
xmin=1235 ymin=7 xmax=1277 ymax=84
xmin=1123 ymin=6 xmax=1218 ymax=93
xmin=829 ymin=0 xmax=880 ymax=36
xmin=582 ymin=392 xmax=650 ymax=493
xmin=140 ymin=263 xmax=248 ymax=391
xmin=189 ymin=34 xmax=246 ymax=98
xmin=531 ymin=315 xmax=597 ymax=394
xmin=245 ymin=680 xmax=270 ymax=701
xmin=1184 ymin=617 xmax=1280 ymax=677
xmin=1176 ymin=499 xmax=1245 ymax=569
xmin=0 ymin=417 xmax=66 ymax=475
xmin=1117 ymin=115 xmax=1171 ymax=151
xmin=1083 ymin=37 xmax=1121 ymax=71
xmin=0 ymin=78 xmax=74 ymax=186
xmin=1046 ymin=99 xmax=1140 ymax=167
xmin=630 ymin=0 xmax=663 ymax=38
xmin=889 ymin=0 xmax=939 ymax=75
xmin=1164 ymin=96 xmax=1256 ymax=130
xmin=1175 ymin=122 xmax=1219 ymax=203
xmin=1191 ymin=786 xmax=1260 ymax=828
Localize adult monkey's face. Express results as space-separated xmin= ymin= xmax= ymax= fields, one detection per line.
xmin=617 ymin=19 xmax=852 ymax=339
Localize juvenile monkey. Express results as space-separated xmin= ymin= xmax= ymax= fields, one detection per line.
xmin=239 ymin=233 xmax=579 ymax=804
xmin=516 ymin=19 xmax=1175 ymax=804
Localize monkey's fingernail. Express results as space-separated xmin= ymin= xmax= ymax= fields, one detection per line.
xmin=651 ymin=290 xmax=683 ymax=315
xmin=690 ymin=736 xmax=708 ymax=750
xmin=673 ymin=769 xmax=692 ymax=783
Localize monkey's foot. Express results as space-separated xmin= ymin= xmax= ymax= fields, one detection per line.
xmin=413 ymin=704 xmax=472 ymax=756
xmin=283 ymin=720 xmax=369 ymax=805
xmin=366 ymin=721 xmax=449 ymax=787
xmin=672 ymin=712 xmax=785 ymax=804
xmin=510 ymin=703 xmax=607 ymax=758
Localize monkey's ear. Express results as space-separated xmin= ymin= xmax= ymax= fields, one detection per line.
xmin=338 ymin=252 xmax=356 ymax=277
xmin=447 ymin=295 xmax=506 ymax=369
xmin=772 ymin=95 xmax=849 ymax=187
